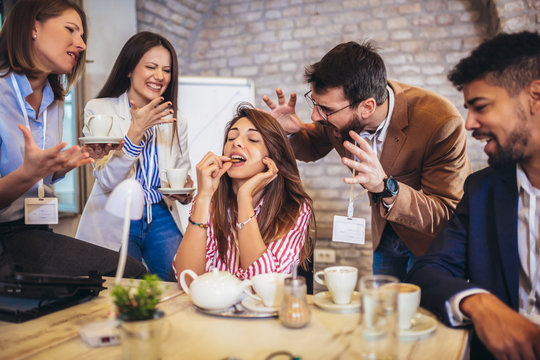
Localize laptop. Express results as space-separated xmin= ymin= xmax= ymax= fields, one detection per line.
xmin=0 ymin=271 xmax=106 ymax=323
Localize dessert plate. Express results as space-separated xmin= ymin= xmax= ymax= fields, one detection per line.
xmin=241 ymin=297 xmax=279 ymax=314
xmin=398 ymin=312 xmax=437 ymax=341
xmin=313 ymin=291 xmax=360 ymax=312
xmin=158 ymin=187 xmax=196 ymax=195
xmin=79 ymin=136 xmax=123 ymax=145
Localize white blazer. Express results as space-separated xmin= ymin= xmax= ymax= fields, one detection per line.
xmin=76 ymin=92 xmax=191 ymax=250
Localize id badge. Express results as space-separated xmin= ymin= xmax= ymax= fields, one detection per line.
xmin=332 ymin=215 xmax=365 ymax=244
xmin=24 ymin=197 xmax=58 ymax=224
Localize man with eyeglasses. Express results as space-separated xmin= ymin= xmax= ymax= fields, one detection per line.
xmin=263 ymin=41 xmax=471 ymax=280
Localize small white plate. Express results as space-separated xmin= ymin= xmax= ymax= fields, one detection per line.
xmin=79 ymin=136 xmax=123 ymax=145
xmin=399 ymin=312 xmax=437 ymax=341
xmin=158 ymin=187 xmax=196 ymax=195
xmin=313 ymin=291 xmax=360 ymax=312
xmin=241 ymin=297 xmax=278 ymax=314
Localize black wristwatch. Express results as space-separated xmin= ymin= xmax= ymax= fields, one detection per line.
xmin=370 ymin=176 xmax=399 ymax=203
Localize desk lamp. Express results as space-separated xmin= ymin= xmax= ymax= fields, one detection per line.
xmin=79 ymin=179 xmax=144 ymax=347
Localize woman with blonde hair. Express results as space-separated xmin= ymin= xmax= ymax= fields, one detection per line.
xmin=174 ymin=104 xmax=314 ymax=280
xmin=0 ymin=0 xmax=145 ymax=278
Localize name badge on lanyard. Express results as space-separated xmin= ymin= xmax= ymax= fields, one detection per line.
xmin=332 ymin=167 xmax=367 ymax=244
xmin=10 ymin=73 xmax=58 ymax=224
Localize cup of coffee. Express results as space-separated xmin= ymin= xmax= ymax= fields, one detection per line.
xmin=86 ymin=114 xmax=113 ymax=137
xmin=314 ymin=266 xmax=358 ymax=305
xmin=160 ymin=168 xmax=188 ymax=189
xmin=245 ymin=273 xmax=288 ymax=308
xmin=395 ymin=283 xmax=421 ymax=330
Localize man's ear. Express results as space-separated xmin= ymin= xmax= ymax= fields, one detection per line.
xmin=527 ymin=79 xmax=540 ymax=115
xmin=359 ymin=98 xmax=377 ymax=118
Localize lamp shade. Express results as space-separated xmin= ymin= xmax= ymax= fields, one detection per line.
xmin=105 ymin=179 xmax=144 ymax=220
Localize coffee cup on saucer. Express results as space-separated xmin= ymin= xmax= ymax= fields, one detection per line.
xmin=244 ymin=273 xmax=288 ymax=308
xmin=160 ymin=168 xmax=188 ymax=189
xmin=314 ymin=266 xmax=358 ymax=305
xmin=86 ymin=114 xmax=113 ymax=137
xmin=395 ymin=283 xmax=421 ymax=330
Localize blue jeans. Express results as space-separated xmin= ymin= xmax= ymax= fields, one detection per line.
xmin=128 ymin=201 xmax=182 ymax=282
xmin=372 ymin=224 xmax=416 ymax=281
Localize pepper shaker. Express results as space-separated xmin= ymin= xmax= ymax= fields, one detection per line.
xmin=279 ymin=276 xmax=310 ymax=328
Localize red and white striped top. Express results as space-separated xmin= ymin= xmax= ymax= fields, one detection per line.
xmin=173 ymin=198 xmax=311 ymax=280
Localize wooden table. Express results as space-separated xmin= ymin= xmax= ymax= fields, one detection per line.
xmin=1 ymin=278 xmax=469 ymax=360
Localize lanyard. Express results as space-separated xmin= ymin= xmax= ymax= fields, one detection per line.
xmin=10 ymin=73 xmax=48 ymax=197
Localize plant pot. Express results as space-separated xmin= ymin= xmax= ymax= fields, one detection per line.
xmin=119 ymin=310 xmax=165 ymax=360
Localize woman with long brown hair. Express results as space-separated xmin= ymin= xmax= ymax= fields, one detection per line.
xmin=174 ymin=104 xmax=314 ymax=280
xmin=77 ymin=32 xmax=191 ymax=282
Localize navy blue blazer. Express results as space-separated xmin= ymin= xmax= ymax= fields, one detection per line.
xmin=406 ymin=164 xmax=519 ymax=359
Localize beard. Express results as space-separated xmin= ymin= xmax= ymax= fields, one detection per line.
xmin=338 ymin=113 xmax=366 ymax=142
xmin=483 ymin=106 xmax=529 ymax=168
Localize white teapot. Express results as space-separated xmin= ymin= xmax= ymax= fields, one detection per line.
xmin=179 ymin=268 xmax=252 ymax=310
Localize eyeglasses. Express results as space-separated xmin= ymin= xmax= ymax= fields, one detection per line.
xmin=304 ymin=90 xmax=354 ymax=124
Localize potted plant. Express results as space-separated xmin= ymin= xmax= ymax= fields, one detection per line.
xmin=111 ymin=274 xmax=164 ymax=360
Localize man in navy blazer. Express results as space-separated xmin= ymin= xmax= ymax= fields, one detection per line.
xmin=407 ymin=31 xmax=540 ymax=360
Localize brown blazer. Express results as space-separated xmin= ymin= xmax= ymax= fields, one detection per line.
xmin=289 ymin=80 xmax=471 ymax=255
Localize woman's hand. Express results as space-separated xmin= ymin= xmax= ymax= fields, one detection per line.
xmin=126 ymin=97 xmax=175 ymax=144
xmin=165 ymin=175 xmax=194 ymax=204
xmin=195 ymin=152 xmax=232 ymax=199
xmin=237 ymin=157 xmax=278 ymax=202
xmin=82 ymin=141 xmax=124 ymax=160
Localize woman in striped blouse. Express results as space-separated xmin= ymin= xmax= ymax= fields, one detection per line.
xmin=76 ymin=32 xmax=191 ymax=281
xmin=174 ymin=104 xmax=314 ymax=280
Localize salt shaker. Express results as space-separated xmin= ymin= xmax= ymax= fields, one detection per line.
xmin=279 ymin=276 xmax=310 ymax=328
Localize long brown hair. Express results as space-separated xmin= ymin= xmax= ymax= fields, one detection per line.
xmin=212 ymin=104 xmax=316 ymax=268
xmin=0 ymin=0 xmax=87 ymax=100
xmin=96 ymin=31 xmax=179 ymax=144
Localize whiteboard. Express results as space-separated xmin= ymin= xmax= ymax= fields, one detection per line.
xmin=178 ymin=76 xmax=255 ymax=183
xmin=177 ymin=77 xmax=255 ymax=230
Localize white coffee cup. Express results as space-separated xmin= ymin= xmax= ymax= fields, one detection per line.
xmin=245 ymin=273 xmax=288 ymax=308
xmin=314 ymin=266 xmax=358 ymax=305
xmin=395 ymin=283 xmax=421 ymax=330
xmin=86 ymin=114 xmax=113 ymax=137
xmin=160 ymin=168 xmax=188 ymax=189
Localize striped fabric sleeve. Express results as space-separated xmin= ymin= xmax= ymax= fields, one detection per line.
xmin=123 ymin=134 xmax=145 ymax=158
xmin=234 ymin=201 xmax=311 ymax=279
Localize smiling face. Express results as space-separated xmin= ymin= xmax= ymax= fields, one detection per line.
xmin=127 ymin=45 xmax=171 ymax=107
xmin=32 ymin=8 xmax=86 ymax=75
xmin=463 ymin=79 xmax=531 ymax=168
xmin=223 ymin=117 xmax=269 ymax=184
xmin=310 ymin=87 xmax=376 ymax=140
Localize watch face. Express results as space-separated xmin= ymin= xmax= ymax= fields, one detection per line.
xmin=387 ymin=177 xmax=398 ymax=193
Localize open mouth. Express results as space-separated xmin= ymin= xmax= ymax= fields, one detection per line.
xmin=230 ymin=154 xmax=246 ymax=163
xmin=146 ymin=83 xmax=163 ymax=91
xmin=67 ymin=51 xmax=78 ymax=63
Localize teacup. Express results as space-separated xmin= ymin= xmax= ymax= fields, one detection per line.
xmin=396 ymin=283 xmax=421 ymax=330
xmin=87 ymin=114 xmax=113 ymax=137
xmin=245 ymin=273 xmax=288 ymax=308
xmin=314 ymin=266 xmax=358 ymax=305
xmin=160 ymin=168 xmax=188 ymax=189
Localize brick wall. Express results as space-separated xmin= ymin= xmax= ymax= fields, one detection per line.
xmin=136 ymin=0 xmax=539 ymax=283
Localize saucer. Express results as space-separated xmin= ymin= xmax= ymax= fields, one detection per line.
xmin=313 ymin=291 xmax=360 ymax=312
xmin=158 ymin=187 xmax=196 ymax=195
xmin=398 ymin=312 xmax=437 ymax=341
xmin=241 ymin=297 xmax=279 ymax=314
xmin=79 ymin=136 xmax=123 ymax=145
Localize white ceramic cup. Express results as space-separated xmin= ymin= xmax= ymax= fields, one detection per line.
xmin=87 ymin=114 xmax=113 ymax=137
xmin=395 ymin=283 xmax=421 ymax=330
xmin=160 ymin=168 xmax=188 ymax=189
xmin=245 ymin=273 xmax=288 ymax=308
xmin=314 ymin=266 xmax=358 ymax=305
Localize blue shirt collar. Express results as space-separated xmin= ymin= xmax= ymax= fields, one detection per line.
xmin=11 ymin=72 xmax=55 ymax=119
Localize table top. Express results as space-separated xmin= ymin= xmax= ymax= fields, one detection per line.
xmin=0 ymin=278 xmax=470 ymax=360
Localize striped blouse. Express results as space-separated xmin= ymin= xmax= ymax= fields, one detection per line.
xmin=123 ymin=128 xmax=162 ymax=206
xmin=173 ymin=198 xmax=312 ymax=280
